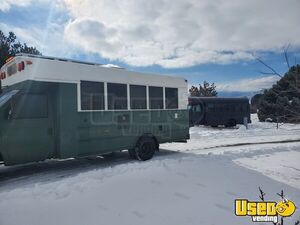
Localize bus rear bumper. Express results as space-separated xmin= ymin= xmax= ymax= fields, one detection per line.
xmin=176 ymin=140 xmax=188 ymax=143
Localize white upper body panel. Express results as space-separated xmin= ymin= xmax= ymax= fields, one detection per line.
xmin=1 ymin=55 xmax=187 ymax=87
xmin=0 ymin=55 xmax=188 ymax=110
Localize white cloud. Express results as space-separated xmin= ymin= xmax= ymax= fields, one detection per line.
xmin=62 ymin=0 xmax=300 ymax=68
xmin=0 ymin=21 xmax=77 ymax=58
xmin=0 ymin=0 xmax=32 ymax=11
xmin=217 ymin=75 xmax=279 ymax=92
xmin=0 ymin=0 xmax=51 ymax=12
xmin=0 ymin=1 xmax=79 ymax=58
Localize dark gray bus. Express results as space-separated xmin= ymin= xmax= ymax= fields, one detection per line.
xmin=188 ymin=97 xmax=251 ymax=127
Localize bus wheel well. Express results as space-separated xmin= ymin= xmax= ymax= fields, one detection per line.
xmin=152 ymin=136 xmax=159 ymax=151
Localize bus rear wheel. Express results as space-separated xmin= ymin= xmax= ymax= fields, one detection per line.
xmin=134 ymin=136 xmax=156 ymax=161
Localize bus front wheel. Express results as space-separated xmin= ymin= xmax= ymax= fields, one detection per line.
xmin=134 ymin=136 xmax=156 ymax=161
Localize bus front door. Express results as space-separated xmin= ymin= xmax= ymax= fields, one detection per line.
xmin=3 ymin=93 xmax=55 ymax=165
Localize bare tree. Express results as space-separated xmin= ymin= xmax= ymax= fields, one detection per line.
xmin=257 ymin=188 xmax=299 ymax=225
xmin=255 ymin=46 xmax=300 ymax=124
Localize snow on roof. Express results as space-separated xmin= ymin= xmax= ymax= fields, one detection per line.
xmin=101 ymin=64 xmax=122 ymax=69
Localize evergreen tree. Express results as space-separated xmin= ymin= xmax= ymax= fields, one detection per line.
xmin=0 ymin=30 xmax=41 ymax=67
xmin=258 ymin=65 xmax=300 ymax=123
xmin=189 ymin=81 xmax=218 ymax=97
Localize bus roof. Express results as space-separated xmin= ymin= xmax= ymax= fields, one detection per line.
xmin=0 ymin=54 xmax=187 ymax=88
xmin=189 ymin=97 xmax=249 ymax=103
xmin=15 ymin=54 xmax=118 ymax=68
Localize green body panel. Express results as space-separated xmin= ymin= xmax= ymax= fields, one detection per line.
xmin=0 ymin=81 xmax=189 ymax=166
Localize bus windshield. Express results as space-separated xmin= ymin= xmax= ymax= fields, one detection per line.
xmin=189 ymin=104 xmax=202 ymax=112
xmin=0 ymin=90 xmax=19 ymax=108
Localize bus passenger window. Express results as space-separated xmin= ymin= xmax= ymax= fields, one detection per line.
xmin=225 ymin=104 xmax=230 ymax=112
xmin=240 ymin=105 xmax=244 ymax=112
xmin=207 ymin=103 xmax=214 ymax=111
xmin=107 ymin=83 xmax=128 ymax=110
xmin=130 ymin=85 xmax=146 ymax=109
xmin=81 ymin=81 xmax=105 ymax=110
xmin=7 ymin=63 xmax=17 ymax=76
xmin=165 ymin=88 xmax=178 ymax=109
xmin=12 ymin=94 xmax=48 ymax=119
xmin=149 ymin=86 xmax=163 ymax=109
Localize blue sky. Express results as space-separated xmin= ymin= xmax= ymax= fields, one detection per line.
xmin=1 ymin=0 xmax=299 ymax=96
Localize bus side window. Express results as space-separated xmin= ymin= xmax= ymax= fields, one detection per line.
xmin=217 ymin=104 xmax=223 ymax=112
xmin=149 ymin=86 xmax=163 ymax=109
xmin=207 ymin=103 xmax=214 ymax=111
xmin=130 ymin=85 xmax=147 ymax=109
xmin=165 ymin=88 xmax=178 ymax=109
xmin=226 ymin=104 xmax=230 ymax=112
xmin=240 ymin=105 xmax=244 ymax=112
xmin=81 ymin=81 xmax=105 ymax=110
xmin=12 ymin=94 xmax=48 ymax=119
xmin=107 ymin=83 xmax=128 ymax=110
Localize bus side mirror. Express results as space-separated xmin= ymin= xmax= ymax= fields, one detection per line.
xmin=5 ymin=105 xmax=12 ymax=120
xmin=8 ymin=108 xmax=12 ymax=120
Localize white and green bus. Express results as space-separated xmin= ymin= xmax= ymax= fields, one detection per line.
xmin=0 ymin=54 xmax=189 ymax=166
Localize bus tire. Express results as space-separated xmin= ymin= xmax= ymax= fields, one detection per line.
xmin=135 ymin=136 xmax=156 ymax=161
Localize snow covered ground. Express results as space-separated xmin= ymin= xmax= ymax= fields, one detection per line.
xmin=163 ymin=114 xmax=300 ymax=151
xmin=0 ymin=114 xmax=299 ymax=225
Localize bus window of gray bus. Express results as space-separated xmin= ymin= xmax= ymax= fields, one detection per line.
xmin=188 ymin=104 xmax=202 ymax=112
xmin=207 ymin=103 xmax=214 ymax=111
